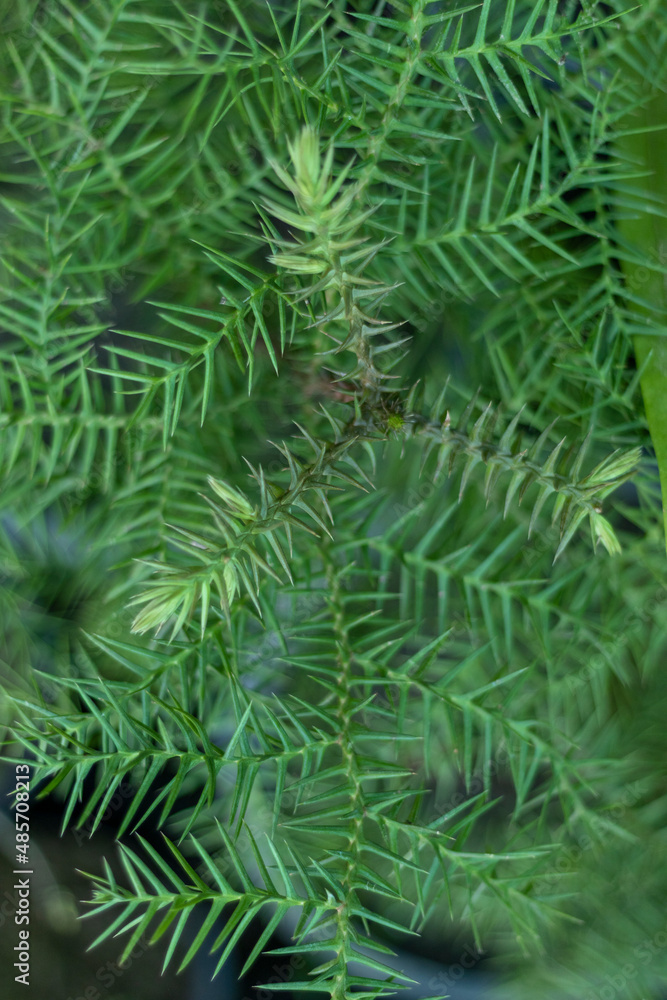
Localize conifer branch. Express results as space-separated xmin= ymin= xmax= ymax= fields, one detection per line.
xmin=2 ymin=4 xmax=665 ymax=997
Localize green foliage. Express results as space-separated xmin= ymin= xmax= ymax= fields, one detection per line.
xmin=2 ymin=2 xmax=667 ymax=998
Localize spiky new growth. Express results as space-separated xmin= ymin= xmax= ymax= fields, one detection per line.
xmin=128 ymin=132 xmax=638 ymax=640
